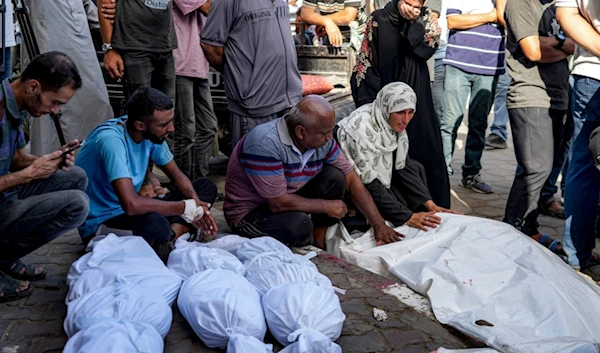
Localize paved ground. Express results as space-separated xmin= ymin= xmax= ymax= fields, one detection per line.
xmin=1 ymin=117 xmax=599 ymax=352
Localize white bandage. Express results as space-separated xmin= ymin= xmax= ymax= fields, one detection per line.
xmin=181 ymin=199 xmax=204 ymax=223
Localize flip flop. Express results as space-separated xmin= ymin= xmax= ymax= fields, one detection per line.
xmin=537 ymin=234 xmax=564 ymax=255
xmin=0 ymin=272 xmax=34 ymax=303
xmin=586 ymin=252 xmax=600 ymax=269
xmin=539 ymin=204 xmax=565 ymax=219
xmin=1 ymin=260 xmax=46 ymax=281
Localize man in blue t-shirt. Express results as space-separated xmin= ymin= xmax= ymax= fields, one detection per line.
xmin=76 ymin=87 xmax=218 ymax=254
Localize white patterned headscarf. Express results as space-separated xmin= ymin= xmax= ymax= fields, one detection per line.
xmin=337 ymin=82 xmax=416 ymax=188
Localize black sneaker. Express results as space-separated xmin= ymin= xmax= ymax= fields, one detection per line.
xmin=485 ymin=134 xmax=508 ymax=150
xmin=447 ymin=165 xmax=454 ymax=176
xmin=460 ymin=174 xmax=493 ymax=194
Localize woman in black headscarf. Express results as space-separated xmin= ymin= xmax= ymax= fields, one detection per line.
xmin=351 ymin=0 xmax=450 ymax=208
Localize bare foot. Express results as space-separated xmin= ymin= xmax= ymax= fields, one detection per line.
xmin=171 ymin=223 xmax=191 ymax=239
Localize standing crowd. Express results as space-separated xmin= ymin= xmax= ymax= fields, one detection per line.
xmin=0 ymin=0 xmax=599 ymax=304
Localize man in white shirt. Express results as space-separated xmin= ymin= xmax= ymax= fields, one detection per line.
xmin=556 ymin=0 xmax=600 ymax=270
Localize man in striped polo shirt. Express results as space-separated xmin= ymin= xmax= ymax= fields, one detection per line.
xmin=439 ymin=0 xmax=504 ymax=194
xmin=300 ymin=0 xmax=367 ymax=47
xmin=224 ymin=95 xmax=401 ymax=249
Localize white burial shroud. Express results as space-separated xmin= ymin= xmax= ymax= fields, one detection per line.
xmin=326 ymin=213 xmax=600 ymax=353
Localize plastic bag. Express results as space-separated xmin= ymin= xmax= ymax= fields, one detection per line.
xmin=167 ymin=246 xmax=245 ymax=280
xmin=64 ymin=276 xmax=173 ymax=338
xmin=177 ymin=269 xmax=267 ymax=350
xmin=262 ymin=281 xmax=345 ymax=346
xmin=236 ymin=236 xmax=293 ymax=263
xmin=245 ymin=253 xmax=330 ymax=297
xmin=63 ymin=320 xmax=163 ymax=353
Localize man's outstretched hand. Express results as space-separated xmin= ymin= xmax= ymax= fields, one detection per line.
xmin=373 ymin=223 xmax=405 ymax=245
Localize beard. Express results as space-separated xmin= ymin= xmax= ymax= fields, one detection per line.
xmin=24 ymin=94 xmax=45 ymax=117
xmin=142 ymin=128 xmax=167 ymax=144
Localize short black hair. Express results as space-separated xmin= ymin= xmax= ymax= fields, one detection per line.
xmin=126 ymin=87 xmax=174 ymax=124
xmin=20 ymin=51 xmax=82 ymax=91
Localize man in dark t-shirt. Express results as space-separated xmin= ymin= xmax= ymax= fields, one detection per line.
xmin=300 ymin=0 xmax=367 ymax=48
xmin=98 ymin=0 xmax=177 ymax=102
xmin=502 ymin=0 xmax=574 ymax=251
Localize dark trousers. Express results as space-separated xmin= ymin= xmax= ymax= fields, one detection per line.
xmin=174 ymin=76 xmax=218 ymax=179
xmin=103 ymin=178 xmax=217 ymax=246
xmin=229 ymin=109 xmax=290 ymax=149
xmin=232 ymin=165 xmax=346 ymax=247
xmin=0 ymin=167 xmax=89 ymax=267
xmin=364 ymin=158 xmax=432 ymax=227
xmin=540 ymin=95 xmax=574 ymax=204
xmin=120 ymin=50 xmax=176 ymax=102
xmin=504 ymin=107 xmax=567 ymax=236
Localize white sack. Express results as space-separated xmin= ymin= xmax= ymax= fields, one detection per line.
xmin=435 ymin=349 xmax=499 ymax=353
xmin=245 ymin=253 xmax=330 ymax=297
xmin=196 ymin=234 xmax=249 ymax=256
xmin=178 ymin=269 xmax=267 ymax=350
xmin=62 ymin=320 xmax=164 ymax=353
xmin=167 ymin=246 xmax=245 ymax=280
xmin=67 ymin=234 xmax=165 ymax=286
xmin=279 ymin=330 xmax=342 ymax=353
xmin=326 ymin=214 xmax=600 ymax=353
xmin=262 ymin=281 xmax=345 ymax=346
xmin=227 ymin=332 xmax=274 ymax=353
xmin=66 ymin=264 xmax=181 ymax=306
xmin=236 ymin=236 xmax=294 ymax=262
xmin=64 ymin=276 xmax=173 ymax=338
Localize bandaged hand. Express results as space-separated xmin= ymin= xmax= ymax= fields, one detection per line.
xmin=181 ymin=199 xmax=205 ymax=223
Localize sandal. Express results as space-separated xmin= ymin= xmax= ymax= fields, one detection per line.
xmin=536 ymin=234 xmax=565 ymax=255
xmin=539 ymin=202 xmax=565 ymax=219
xmin=585 ymin=252 xmax=600 ymax=269
xmin=1 ymin=260 xmax=46 ymax=281
xmin=0 ymin=271 xmax=34 ymax=303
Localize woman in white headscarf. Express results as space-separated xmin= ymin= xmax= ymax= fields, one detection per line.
xmin=337 ymin=82 xmax=457 ymax=230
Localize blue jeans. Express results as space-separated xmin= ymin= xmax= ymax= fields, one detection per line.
xmin=432 ymin=58 xmax=446 ymax=122
xmin=490 ymin=70 xmax=511 ymax=141
xmin=563 ymin=75 xmax=600 ymax=269
xmin=0 ymin=48 xmax=12 ymax=82
xmin=440 ymin=65 xmax=499 ymax=176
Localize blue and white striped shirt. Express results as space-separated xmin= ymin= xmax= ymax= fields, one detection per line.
xmin=443 ymin=0 xmax=505 ymax=76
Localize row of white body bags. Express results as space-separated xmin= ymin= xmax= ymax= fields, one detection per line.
xmin=66 ymin=234 xmax=182 ymax=306
xmin=63 ymin=320 xmax=164 ymax=353
xmin=64 ymin=235 xmax=182 ymax=352
xmin=168 ymin=236 xmax=273 ymax=353
xmin=236 ymin=237 xmax=346 ymax=353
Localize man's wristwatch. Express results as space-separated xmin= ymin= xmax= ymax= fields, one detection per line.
xmin=101 ymin=43 xmax=113 ymax=53
xmin=554 ymin=33 xmax=566 ymax=50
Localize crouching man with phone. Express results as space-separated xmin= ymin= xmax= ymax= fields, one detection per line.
xmin=75 ymin=87 xmax=218 ymax=260
xmin=0 ymin=52 xmax=90 ymax=303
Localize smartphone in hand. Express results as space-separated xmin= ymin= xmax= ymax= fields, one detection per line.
xmin=61 ymin=140 xmax=84 ymax=157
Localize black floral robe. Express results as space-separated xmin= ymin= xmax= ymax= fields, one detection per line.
xmin=350 ymin=0 xmax=450 ymax=208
